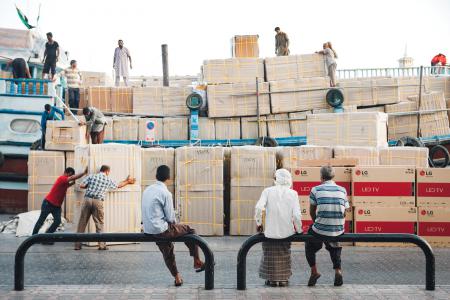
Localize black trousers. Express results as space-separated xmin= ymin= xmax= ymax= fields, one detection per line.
xmin=68 ymin=88 xmax=80 ymax=115
xmin=32 ymin=199 xmax=62 ymax=235
xmin=305 ymin=227 xmax=342 ymax=270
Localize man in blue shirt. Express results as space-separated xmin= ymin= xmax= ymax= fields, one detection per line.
xmin=40 ymin=104 xmax=64 ymax=149
xmin=142 ymin=165 xmax=204 ymax=287
xmin=305 ymin=165 xmax=349 ymax=287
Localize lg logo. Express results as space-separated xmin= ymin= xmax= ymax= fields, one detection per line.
xmin=355 ymin=170 xmax=368 ymax=176
xmin=358 ymin=209 xmax=371 ymax=215
xmin=419 ymin=170 xmax=432 ymax=176
xmin=421 ymin=210 xmax=434 ymax=216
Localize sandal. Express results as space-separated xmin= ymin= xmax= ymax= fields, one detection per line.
xmin=334 ymin=272 xmax=343 ymax=287
xmin=307 ymin=273 xmax=321 ymax=287
xmin=195 ymin=264 xmax=205 ymax=273
xmin=278 ymin=281 xmax=289 ymax=287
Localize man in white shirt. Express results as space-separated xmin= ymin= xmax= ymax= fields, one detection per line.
xmin=142 ymin=165 xmax=204 ymax=287
xmin=113 ymin=39 xmax=132 ymax=86
xmin=255 ymin=168 xmax=302 ymax=287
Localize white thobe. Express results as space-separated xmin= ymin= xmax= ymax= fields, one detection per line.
xmin=113 ymin=47 xmax=130 ymax=77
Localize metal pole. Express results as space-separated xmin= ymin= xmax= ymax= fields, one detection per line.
xmin=161 ymin=44 xmax=169 ymax=87
xmin=417 ymin=66 xmax=423 ymax=138
xmin=256 ymin=77 xmax=260 ymax=139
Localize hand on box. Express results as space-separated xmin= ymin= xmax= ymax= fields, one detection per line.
xmin=126 ymin=175 xmax=136 ymax=184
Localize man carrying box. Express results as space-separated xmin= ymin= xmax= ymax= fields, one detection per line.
xmin=74 ymin=165 xmax=136 ymax=250
xmin=32 ymin=167 xmax=88 ymax=241
xmin=305 ymin=165 xmax=350 ymax=287
xmin=81 ymin=107 xmax=107 ymax=144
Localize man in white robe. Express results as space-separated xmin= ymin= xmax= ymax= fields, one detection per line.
xmin=113 ymin=39 xmax=132 ymax=86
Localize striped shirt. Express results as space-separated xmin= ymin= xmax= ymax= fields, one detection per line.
xmin=60 ymin=67 xmax=82 ymax=88
xmin=310 ymin=180 xmax=349 ymax=237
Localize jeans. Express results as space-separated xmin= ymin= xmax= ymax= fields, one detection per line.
xmin=32 ymin=199 xmax=62 ymax=235
xmin=68 ymin=88 xmax=80 ymax=115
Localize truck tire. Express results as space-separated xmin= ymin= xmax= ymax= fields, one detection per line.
xmin=429 ymin=145 xmax=450 ymax=168
xmin=395 ymin=136 xmax=424 ymax=147
xmin=255 ymin=137 xmax=278 ymax=147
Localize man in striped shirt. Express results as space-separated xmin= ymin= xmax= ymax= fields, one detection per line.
xmin=60 ymin=60 xmax=82 ymax=115
xmin=305 ymin=165 xmax=349 ymax=287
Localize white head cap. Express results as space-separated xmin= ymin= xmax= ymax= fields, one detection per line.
xmin=274 ymin=168 xmax=292 ymax=187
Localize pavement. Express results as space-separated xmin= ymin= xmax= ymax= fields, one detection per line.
xmin=0 ymin=214 xmax=450 ymax=299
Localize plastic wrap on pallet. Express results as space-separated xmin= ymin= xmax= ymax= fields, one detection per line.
xmin=269 ymin=77 xmax=329 ymax=113
xmin=307 ymin=112 xmax=388 ymax=147
xmin=176 ymin=147 xmax=224 ymax=236
xmin=206 ymin=82 xmax=270 ymax=117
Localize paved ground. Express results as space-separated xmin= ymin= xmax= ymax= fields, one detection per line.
xmin=1 ymin=215 xmax=450 ymax=298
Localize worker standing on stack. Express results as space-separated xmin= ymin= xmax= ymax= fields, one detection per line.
xmin=42 ymin=32 xmax=59 ymax=80
xmin=316 ymin=42 xmax=338 ymax=87
xmin=113 ymin=39 xmax=132 ymax=86
xmin=275 ymin=27 xmax=290 ymax=56
xmin=41 ymin=104 xmax=65 ymax=150
xmin=6 ymin=58 xmax=31 ymax=79
xmin=59 ymin=60 xmax=82 ymax=115
xmin=81 ymin=107 xmax=107 ymax=144
xmin=74 ymin=165 xmax=136 ymax=250
xmin=431 ymin=53 xmax=446 ymax=74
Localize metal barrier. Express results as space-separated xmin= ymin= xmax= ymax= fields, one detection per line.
xmin=14 ymin=233 xmax=215 ymax=291
xmin=0 ymin=78 xmax=52 ymax=96
xmin=336 ymin=66 xmax=450 ymax=79
xmin=237 ymin=233 xmax=435 ymax=291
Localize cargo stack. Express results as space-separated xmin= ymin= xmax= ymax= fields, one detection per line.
xmin=409 ymin=92 xmax=450 ymax=137
xmin=276 ymin=145 xmax=333 ymax=172
xmin=230 ymin=146 xmax=276 ymax=235
xmin=138 ymin=118 xmax=163 ymax=142
xmin=176 ymin=147 xmax=224 ymax=235
xmin=141 ymin=147 xmax=175 ymax=198
xmin=379 ymin=147 xmax=428 ymax=168
xmin=240 ymin=116 xmax=268 ymax=139
xmin=132 ymin=87 xmax=163 ymax=115
xmin=112 ymin=116 xmax=139 ymax=141
xmin=266 ymin=114 xmax=291 ymax=138
xmin=163 ymin=117 xmax=189 ymax=140
xmin=385 ymin=101 xmax=418 ymax=140
xmin=72 ymin=144 xmax=142 ymax=244
xmin=110 ymin=87 xmax=133 ymax=113
xmin=416 ymin=168 xmax=450 ymax=247
xmin=87 ymin=87 xmax=112 ymax=112
xmin=215 ymin=118 xmax=241 ymax=140
xmin=27 ymin=151 xmax=65 ymax=212
xmin=333 ymin=146 xmax=379 ymax=166
xmin=339 ymin=78 xmax=399 ymax=107
xmin=44 ymin=121 xmax=87 ymax=151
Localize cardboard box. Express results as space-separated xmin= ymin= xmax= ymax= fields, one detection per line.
xmin=202 ymin=58 xmax=264 ymax=84
xmin=409 ymin=92 xmax=450 ymax=137
xmin=27 ymin=184 xmax=52 ymax=211
xmin=354 ymin=206 xmax=417 ymax=246
xmin=138 ymin=118 xmax=163 ymax=142
xmin=132 ymin=87 xmax=163 ymax=116
xmin=267 ymin=114 xmax=291 ymax=138
xmin=207 ymin=82 xmax=270 ymax=117
xmin=141 ymin=148 xmax=175 ymax=187
xmin=292 ymin=167 xmax=352 ymax=205
xmin=418 ymin=206 xmax=450 ymax=246
xmin=385 ymin=101 xmax=418 ymax=140
xmin=113 ymin=116 xmax=139 ymax=141
xmin=233 ymin=35 xmax=259 ymax=58
xmin=215 ymin=118 xmax=241 ymax=140
xmin=175 ymin=147 xmax=224 ymax=236
xmin=45 ymin=121 xmax=87 ymax=151
xmin=340 ymin=78 xmax=399 ymax=107
xmin=289 ymin=111 xmax=311 ymax=136
xmin=398 ymin=77 xmax=427 ymax=101
xmin=379 ymin=147 xmax=428 ymax=168
xmin=307 ymin=112 xmax=388 ymax=147
xmin=230 ymin=186 xmax=266 ymax=236
xmin=298 ymin=158 xmax=358 ymax=167
xmin=80 ymin=71 xmax=112 ymax=87
xmin=352 ymin=166 xmax=415 ymax=206
xmin=269 ymin=77 xmax=329 ymax=113
xmin=416 ymin=168 xmax=450 ymax=207
xmin=276 ymin=146 xmax=333 ymax=172
xmin=111 ymin=87 xmax=133 ymax=113
xmin=28 ymin=151 xmax=65 ymax=185
xmin=163 ymin=117 xmax=188 ymax=140
xmin=87 ymin=87 xmax=111 ymax=112
xmin=198 ymin=118 xmax=216 ymax=140
xmin=162 ymin=86 xmax=191 ymax=116
xmin=265 ymin=54 xmax=327 ymax=81
xmin=240 ymin=116 xmax=268 ymax=139
xmin=104 ymin=117 xmax=114 ymax=141
xmin=333 ymin=146 xmax=379 ymax=166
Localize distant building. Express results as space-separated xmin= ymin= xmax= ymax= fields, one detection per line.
xmin=398 ymin=44 xmax=414 ymax=67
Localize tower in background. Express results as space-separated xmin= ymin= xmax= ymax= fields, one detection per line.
xmin=398 ymin=44 xmax=414 ymax=67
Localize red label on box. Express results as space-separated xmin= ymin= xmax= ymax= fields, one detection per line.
xmin=353 ymin=182 xmax=413 ymax=196
xmin=418 ymin=222 xmax=450 ymax=236
xmin=293 ymin=181 xmax=320 ymax=195
xmin=417 ymin=183 xmax=450 ymax=197
xmin=293 ymin=181 xmax=351 ymax=196
xmin=302 ymin=220 xmax=351 ymax=233
xmin=336 ymin=181 xmax=351 ymax=196
xmin=355 ymin=221 xmax=415 ymax=234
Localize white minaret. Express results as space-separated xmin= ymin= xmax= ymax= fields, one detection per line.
xmin=398 ymin=44 xmax=414 ymax=67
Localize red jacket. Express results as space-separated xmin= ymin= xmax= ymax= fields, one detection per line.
xmin=431 ymin=54 xmax=446 ymax=65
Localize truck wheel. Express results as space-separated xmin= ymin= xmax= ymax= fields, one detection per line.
xmin=429 ymin=145 xmax=450 ymax=168
xmin=395 ymin=136 xmax=424 ymax=147
xmin=255 ymin=137 xmax=278 ymax=147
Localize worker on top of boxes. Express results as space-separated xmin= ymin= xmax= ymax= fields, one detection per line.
xmin=316 ymin=42 xmax=338 ymax=87
xmin=41 ymin=104 xmax=65 ymax=150
xmin=305 ymin=165 xmax=349 ymax=287
xmin=81 ymin=107 xmax=107 ymax=144
xmin=6 ymin=58 xmax=32 ymax=79
xmin=142 ymin=165 xmax=205 ymax=287
xmin=113 ymin=39 xmax=132 ymax=87
xmin=254 ymin=168 xmax=302 ymax=287
xmin=275 ymin=27 xmax=290 ymax=56
xmin=74 ymin=165 xmax=136 ymax=250
xmin=32 ymin=166 xmax=88 ymax=241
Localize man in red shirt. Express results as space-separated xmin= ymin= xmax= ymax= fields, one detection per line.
xmin=32 ymin=167 xmax=87 ymax=237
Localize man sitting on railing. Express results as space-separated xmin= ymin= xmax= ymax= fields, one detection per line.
xmin=305 ymin=165 xmax=350 ymax=287
xmin=142 ymin=165 xmax=205 ymax=287
xmin=41 ymin=104 xmax=64 ymax=150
